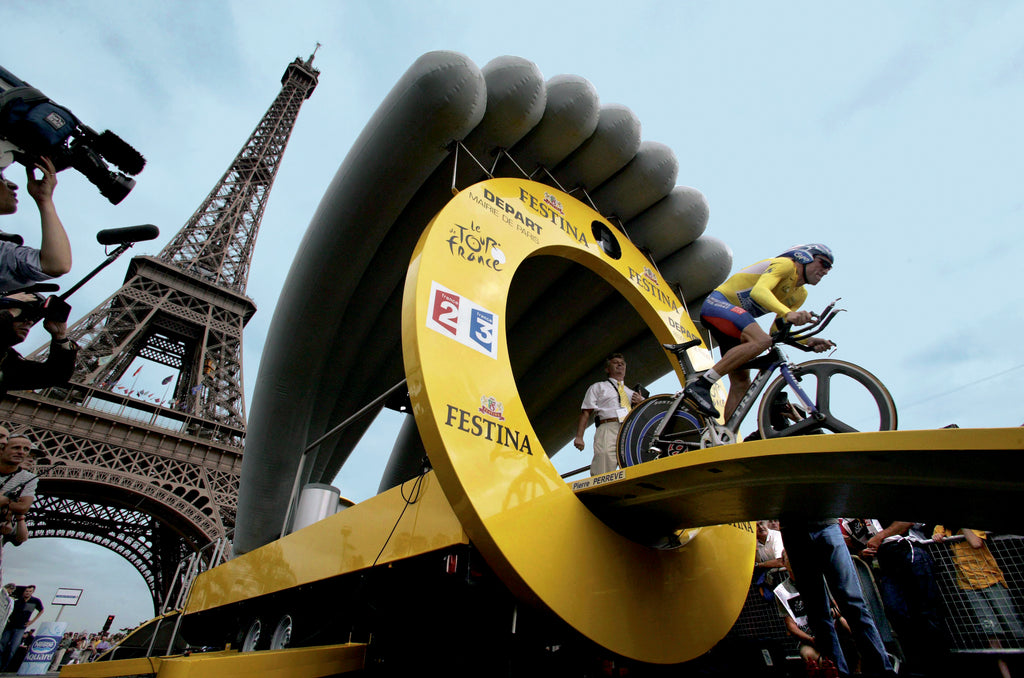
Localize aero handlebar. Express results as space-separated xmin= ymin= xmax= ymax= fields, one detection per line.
xmin=772 ymin=299 xmax=845 ymax=351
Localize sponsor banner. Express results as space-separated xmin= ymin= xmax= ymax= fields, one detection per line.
xmin=426 ymin=280 xmax=499 ymax=359
xmin=443 ymin=401 xmax=532 ymax=456
xmin=18 ymin=621 xmax=67 ymax=675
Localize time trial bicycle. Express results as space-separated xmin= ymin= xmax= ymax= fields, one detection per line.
xmin=616 ymin=300 xmax=897 ymax=468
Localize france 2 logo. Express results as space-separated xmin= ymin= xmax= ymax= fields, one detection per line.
xmin=426 ymin=281 xmax=499 ymax=359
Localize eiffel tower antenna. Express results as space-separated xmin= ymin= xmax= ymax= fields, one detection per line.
xmin=1 ymin=53 xmax=319 ymax=611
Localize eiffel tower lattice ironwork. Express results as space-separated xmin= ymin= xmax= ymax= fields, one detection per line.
xmin=0 ymin=50 xmax=319 ymax=612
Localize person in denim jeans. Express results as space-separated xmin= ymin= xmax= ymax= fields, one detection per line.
xmin=781 ymin=519 xmax=895 ymax=677
xmin=864 ymin=522 xmax=944 ymax=676
xmin=0 ymin=584 xmax=43 ymax=670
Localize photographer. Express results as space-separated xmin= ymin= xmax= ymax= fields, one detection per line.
xmin=0 ymin=291 xmax=77 ymax=396
xmin=0 ymin=155 xmax=72 ymax=292
xmin=0 ymin=429 xmax=36 ymax=585
xmin=0 ymin=432 xmax=35 ymax=519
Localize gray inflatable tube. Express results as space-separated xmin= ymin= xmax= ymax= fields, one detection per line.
xmin=235 ymin=52 xmax=731 ymax=554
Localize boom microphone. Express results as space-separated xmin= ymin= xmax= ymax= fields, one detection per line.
xmin=96 ymin=224 xmax=159 ymax=246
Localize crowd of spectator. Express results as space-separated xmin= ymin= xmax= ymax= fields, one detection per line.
xmin=753 ymin=518 xmax=1023 ymax=677
xmin=52 ymin=630 xmax=123 ymax=667
xmin=0 ymin=582 xmax=128 ymax=671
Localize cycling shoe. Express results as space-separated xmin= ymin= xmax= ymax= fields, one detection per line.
xmin=683 ymin=382 xmax=721 ymax=419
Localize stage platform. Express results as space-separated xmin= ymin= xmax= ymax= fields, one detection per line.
xmin=573 ymin=427 xmax=1024 ymax=539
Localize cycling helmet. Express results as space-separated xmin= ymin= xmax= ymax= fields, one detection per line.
xmin=778 ymin=243 xmax=834 ymax=266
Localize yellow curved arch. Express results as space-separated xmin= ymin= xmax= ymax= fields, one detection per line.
xmin=402 ymin=178 xmax=753 ymax=664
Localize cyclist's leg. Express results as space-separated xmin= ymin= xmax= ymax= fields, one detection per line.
xmin=723 ymin=366 xmax=751 ymax=421
xmin=689 ymin=294 xmax=769 ymax=417
xmin=713 ymin=323 xmax=771 ymax=378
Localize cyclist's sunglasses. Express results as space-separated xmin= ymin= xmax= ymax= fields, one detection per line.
xmin=815 ymin=257 xmax=833 ymax=270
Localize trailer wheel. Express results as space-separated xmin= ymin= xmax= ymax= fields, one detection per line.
xmin=269 ymin=614 xmax=293 ymax=650
xmin=240 ymin=618 xmax=262 ymax=652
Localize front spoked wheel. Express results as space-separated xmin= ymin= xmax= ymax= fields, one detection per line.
xmin=617 ymin=395 xmax=705 ymax=468
xmin=757 ymin=359 xmax=897 ymax=438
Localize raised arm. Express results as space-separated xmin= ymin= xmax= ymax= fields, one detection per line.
xmin=26 ymin=157 xmax=72 ymax=276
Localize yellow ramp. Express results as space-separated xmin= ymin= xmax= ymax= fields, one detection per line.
xmin=574 ymin=427 xmax=1024 ymax=537
xmin=60 ymin=644 xmax=366 ymax=678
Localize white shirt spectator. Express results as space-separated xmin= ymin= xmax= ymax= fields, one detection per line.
xmin=756 ymin=527 xmax=784 ymax=564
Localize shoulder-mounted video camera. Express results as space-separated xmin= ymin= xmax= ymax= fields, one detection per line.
xmin=0 ymin=290 xmax=70 ymax=324
xmin=0 ymin=65 xmax=145 ymax=205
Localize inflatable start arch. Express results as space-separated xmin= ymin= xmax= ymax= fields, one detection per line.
xmin=403 ymin=177 xmax=751 ymax=663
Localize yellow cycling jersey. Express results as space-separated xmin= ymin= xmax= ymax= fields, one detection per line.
xmin=715 ymin=257 xmax=807 ymax=319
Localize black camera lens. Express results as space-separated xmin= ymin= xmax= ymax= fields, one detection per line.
xmin=71 ymin=145 xmax=135 ymax=205
xmin=96 ymin=172 xmax=135 ymax=205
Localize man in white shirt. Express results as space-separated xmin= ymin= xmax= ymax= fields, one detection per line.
xmin=573 ymin=353 xmax=643 ymax=476
xmin=756 ymin=520 xmax=785 ymax=570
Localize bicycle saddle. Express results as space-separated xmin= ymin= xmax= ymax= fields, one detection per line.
xmin=662 ymin=339 xmax=702 ymax=355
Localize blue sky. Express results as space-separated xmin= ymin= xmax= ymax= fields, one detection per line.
xmin=4 ymin=0 xmax=1022 ymax=634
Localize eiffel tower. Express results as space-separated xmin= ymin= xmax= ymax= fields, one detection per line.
xmin=0 ymin=50 xmax=319 ymax=611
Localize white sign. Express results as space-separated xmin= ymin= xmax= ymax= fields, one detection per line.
xmin=570 ymin=470 xmax=625 ymax=491
xmin=51 ymin=588 xmax=83 ymax=606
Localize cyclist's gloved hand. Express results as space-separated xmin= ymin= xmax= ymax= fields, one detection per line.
xmin=806 ymin=337 xmax=835 ymax=352
xmin=784 ymin=310 xmax=814 ymax=325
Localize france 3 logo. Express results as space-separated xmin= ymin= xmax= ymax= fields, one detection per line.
xmin=426 ymin=281 xmax=499 ymax=359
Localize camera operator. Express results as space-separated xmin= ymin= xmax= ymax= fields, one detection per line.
xmin=0 ymin=291 xmax=77 ymax=396
xmin=0 ymin=155 xmax=72 ymax=292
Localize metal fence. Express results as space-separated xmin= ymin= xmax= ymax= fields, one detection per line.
xmin=727 ymin=571 xmax=791 ymax=644
xmin=926 ymin=534 xmax=1024 ymax=654
xmin=727 ymin=534 xmax=1024 ymax=661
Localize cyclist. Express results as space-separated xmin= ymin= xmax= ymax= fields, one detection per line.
xmin=683 ymin=244 xmax=836 ymax=420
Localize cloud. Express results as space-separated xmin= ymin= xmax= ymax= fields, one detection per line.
xmin=822 ymin=45 xmax=932 ymax=129
xmin=992 ymin=42 xmax=1024 ymax=88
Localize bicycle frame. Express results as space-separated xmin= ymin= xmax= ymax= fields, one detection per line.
xmin=650 ymin=300 xmax=844 ymax=450
xmin=651 ymin=345 xmax=818 ymax=451
xmin=722 ymin=346 xmax=820 ymax=433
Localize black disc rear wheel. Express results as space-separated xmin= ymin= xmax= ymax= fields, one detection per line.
xmin=617 ymin=395 xmax=705 ymax=467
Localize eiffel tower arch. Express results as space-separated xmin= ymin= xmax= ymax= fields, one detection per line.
xmin=0 ymin=50 xmax=319 ymax=612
